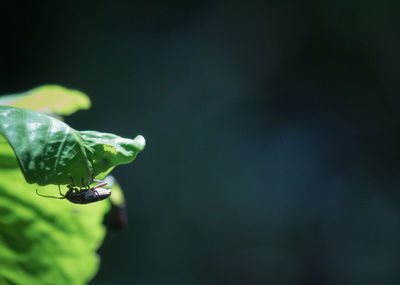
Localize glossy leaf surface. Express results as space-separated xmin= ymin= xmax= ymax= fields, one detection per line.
xmin=0 ymin=105 xmax=145 ymax=186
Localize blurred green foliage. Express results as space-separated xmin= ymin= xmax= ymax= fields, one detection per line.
xmin=0 ymin=85 xmax=90 ymax=116
xmin=0 ymin=168 xmax=109 ymax=285
xmin=0 ymin=86 xmax=144 ymax=284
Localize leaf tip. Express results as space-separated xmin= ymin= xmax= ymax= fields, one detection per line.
xmin=133 ymin=135 xmax=146 ymax=151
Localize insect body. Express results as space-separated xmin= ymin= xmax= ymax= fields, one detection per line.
xmin=63 ymin=184 xmax=111 ymax=204
xmin=36 ymin=178 xmax=111 ymax=204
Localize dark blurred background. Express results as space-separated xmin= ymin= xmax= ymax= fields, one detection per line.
xmin=2 ymin=1 xmax=400 ymax=284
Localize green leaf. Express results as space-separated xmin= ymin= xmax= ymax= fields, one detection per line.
xmin=0 ymin=85 xmax=91 ymax=115
xmin=0 ymin=105 xmax=145 ymax=187
xmin=0 ymin=168 xmax=109 ymax=285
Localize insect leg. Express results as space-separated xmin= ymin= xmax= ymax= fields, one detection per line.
xmin=92 ymin=179 xmax=108 ymax=189
xmin=69 ymin=176 xmax=76 ymax=186
xmin=81 ymin=178 xmax=88 ymax=190
xmin=93 ymin=190 xmax=101 ymax=201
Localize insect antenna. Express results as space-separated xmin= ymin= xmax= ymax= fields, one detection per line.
xmin=36 ymin=187 xmax=65 ymax=199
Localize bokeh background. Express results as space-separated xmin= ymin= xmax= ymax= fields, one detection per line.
xmin=2 ymin=1 xmax=400 ymax=284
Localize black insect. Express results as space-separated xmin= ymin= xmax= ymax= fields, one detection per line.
xmin=36 ymin=178 xmax=111 ymax=204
